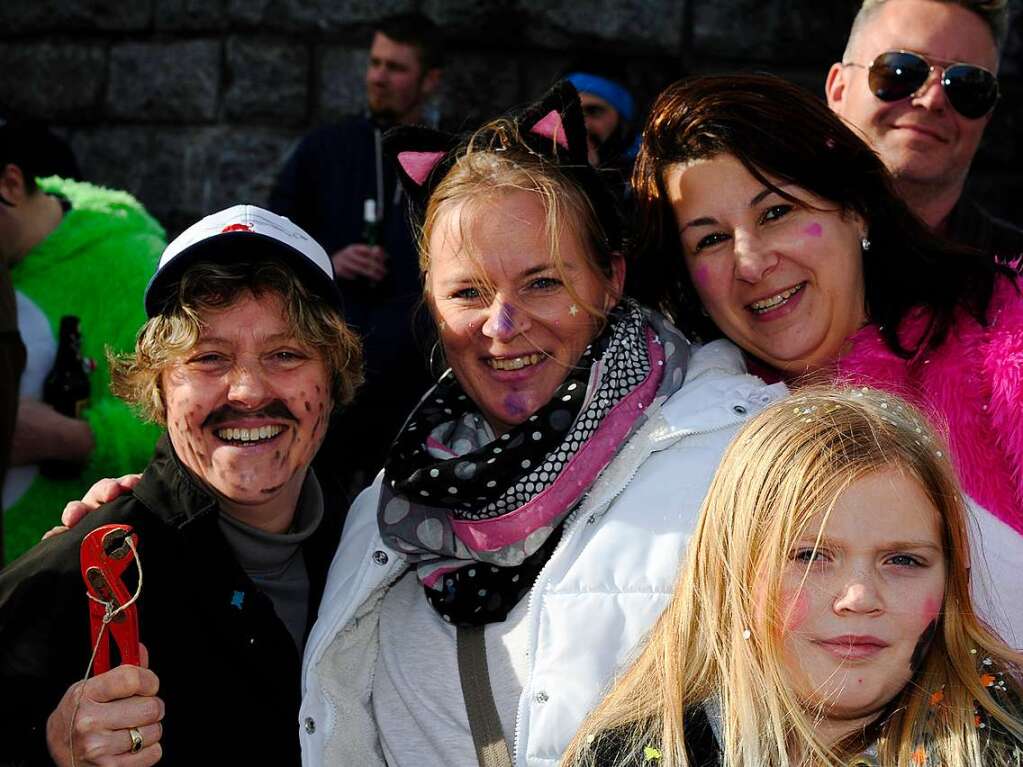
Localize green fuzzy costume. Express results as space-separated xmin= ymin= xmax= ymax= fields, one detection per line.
xmin=3 ymin=177 xmax=165 ymax=561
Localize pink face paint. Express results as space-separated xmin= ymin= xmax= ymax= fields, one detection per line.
xmin=692 ymin=265 xmax=710 ymax=288
xmin=921 ymin=595 xmax=942 ymax=626
xmin=780 ymin=588 xmax=810 ymax=632
xmin=803 ymin=222 xmax=823 ymax=238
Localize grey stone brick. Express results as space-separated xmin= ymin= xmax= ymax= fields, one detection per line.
xmin=225 ymin=0 xmax=273 ymax=26
xmin=206 ymin=128 xmax=298 ymax=213
xmin=0 ymin=0 xmax=152 ymax=34
xmin=73 ymin=126 xmax=299 ymax=235
xmin=0 ymin=44 xmax=106 ymax=119
xmin=225 ymin=0 xmax=413 ymax=32
xmin=520 ymin=0 xmax=682 ymax=53
xmin=319 ymin=47 xmax=370 ymax=121
xmin=107 ymin=41 xmax=220 ymax=121
xmin=225 ymin=38 xmax=309 ymax=124
xmin=420 ymin=0 xmax=520 ymax=39
xmin=154 ymin=0 xmax=229 ymax=30
xmin=691 ymin=1 xmax=856 ymax=66
xmin=437 ymin=51 xmax=522 ymax=128
xmin=69 ymin=127 xmax=168 ymax=214
xmin=286 ymin=0 xmax=414 ymax=30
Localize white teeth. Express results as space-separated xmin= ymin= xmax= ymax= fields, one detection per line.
xmin=749 ymin=284 xmax=805 ymax=313
xmin=487 ymin=353 xmax=543 ymax=371
xmin=215 ymin=424 xmax=284 ymax=443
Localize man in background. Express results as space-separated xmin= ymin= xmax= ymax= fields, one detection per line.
xmin=565 ymin=68 xmax=639 ymax=172
xmin=270 ymin=13 xmax=443 ymax=503
xmin=0 ymin=117 xmax=163 ymax=561
xmin=826 ymin=0 xmax=1023 ymax=265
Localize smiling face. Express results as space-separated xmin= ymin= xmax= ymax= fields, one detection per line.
xmin=666 ymin=153 xmax=867 ymax=376
xmin=826 ymin=0 xmax=998 ymax=196
xmin=777 ymin=468 xmax=946 ymax=729
xmin=161 ymin=291 xmax=332 ymax=532
xmin=426 ymin=190 xmax=623 ymax=435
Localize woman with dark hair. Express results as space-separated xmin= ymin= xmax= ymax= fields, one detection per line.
xmin=630 ymin=74 xmax=1023 ymax=542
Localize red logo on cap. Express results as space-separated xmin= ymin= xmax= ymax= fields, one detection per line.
xmin=221 ymin=223 xmax=253 ymax=233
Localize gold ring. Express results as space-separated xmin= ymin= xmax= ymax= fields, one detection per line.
xmin=129 ymin=727 xmax=144 ymax=754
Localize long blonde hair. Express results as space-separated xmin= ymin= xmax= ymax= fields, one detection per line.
xmin=563 ymin=387 xmax=1023 ymax=767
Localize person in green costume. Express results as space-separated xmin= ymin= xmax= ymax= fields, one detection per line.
xmin=0 ymin=123 xmax=165 ymax=562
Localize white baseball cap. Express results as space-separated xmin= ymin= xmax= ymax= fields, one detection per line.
xmin=144 ymin=205 xmax=344 ymax=317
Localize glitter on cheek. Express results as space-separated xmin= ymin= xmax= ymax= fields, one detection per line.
xmin=803 ymin=222 xmax=823 ymax=238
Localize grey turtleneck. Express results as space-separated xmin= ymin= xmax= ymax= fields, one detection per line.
xmin=217 ymin=472 xmax=324 ymax=653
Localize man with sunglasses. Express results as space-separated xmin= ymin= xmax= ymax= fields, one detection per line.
xmin=826 ymin=0 xmax=1023 ymax=267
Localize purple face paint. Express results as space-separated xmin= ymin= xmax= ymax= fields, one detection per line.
xmin=495 ymin=303 xmax=515 ymax=335
xmin=504 ymin=393 xmax=527 ymax=417
xmin=803 ymin=222 xmax=823 ymax=238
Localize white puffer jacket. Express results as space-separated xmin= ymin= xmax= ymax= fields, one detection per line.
xmin=299 ymin=340 xmax=787 ymax=767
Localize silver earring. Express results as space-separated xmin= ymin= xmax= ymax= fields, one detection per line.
xmin=428 ymin=341 xmax=447 ymax=381
xmin=861 ymin=236 xmax=872 ymax=252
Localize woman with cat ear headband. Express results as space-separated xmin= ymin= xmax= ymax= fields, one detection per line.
xmin=296 ymin=81 xmax=787 ymax=767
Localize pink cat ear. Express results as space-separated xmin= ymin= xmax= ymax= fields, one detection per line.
xmin=529 ymin=109 xmax=569 ymax=150
xmin=397 ymin=150 xmax=447 ymax=186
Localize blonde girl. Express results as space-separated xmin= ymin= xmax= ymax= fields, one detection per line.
xmin=564 ymin=387 xmax=1023 ymax=767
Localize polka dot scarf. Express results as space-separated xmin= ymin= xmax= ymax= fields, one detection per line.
xmin=377 ymin=301 xmax=691 ymax=625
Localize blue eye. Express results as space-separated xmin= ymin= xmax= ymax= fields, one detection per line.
xmin=452 ymin=286 xmax=481 ymax=300
xmin=529 ymin=276 xmax=561 ymax=290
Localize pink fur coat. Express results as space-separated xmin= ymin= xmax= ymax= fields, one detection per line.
xmin=836 ymin=276 xmax=1023 ymax=533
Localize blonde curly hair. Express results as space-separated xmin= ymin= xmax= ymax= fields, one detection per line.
xmin=109 ymin=259 xmax=363 ymax=424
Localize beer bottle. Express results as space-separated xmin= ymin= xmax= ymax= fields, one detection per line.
xmin=361 ymin=198 xmax=386 ymax=291
xmin=362 ymin=198 xmax=379 ymax=246
xmin=40 ymin=315 xmax=91 ymax=478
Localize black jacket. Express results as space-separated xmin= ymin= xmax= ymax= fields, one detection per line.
xmin=588 ymin=708 xmax=721 ymax=767
xmin=946 ymin=197 xmax=1023 ymax=269
xmin=269 ymin=115 xmax=433 ymax=503
xmin=0 ymin=437 xmax=341 ymax=766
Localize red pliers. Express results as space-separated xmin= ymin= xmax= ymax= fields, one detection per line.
xmin=80 ymin=524 xmax=141 ymax=674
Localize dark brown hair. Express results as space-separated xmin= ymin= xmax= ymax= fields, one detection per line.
xmin=377 ymin=13 xmax=445 ymax=72
xmin=630 ymin=73 xmax=1007 ymax=356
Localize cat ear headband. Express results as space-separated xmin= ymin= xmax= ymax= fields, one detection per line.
xmin=384 ymin=79 xmax=624 ymax=252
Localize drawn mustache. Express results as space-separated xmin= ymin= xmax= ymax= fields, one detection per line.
xmin=202 ymin=400 xmax=298 ymax=429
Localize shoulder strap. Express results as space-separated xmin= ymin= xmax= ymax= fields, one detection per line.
xmin=456 ymin=624 xmax=514 ymax=767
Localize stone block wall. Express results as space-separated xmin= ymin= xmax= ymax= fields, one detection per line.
xmin=2 ymin=0 xmax=1021 ymax=235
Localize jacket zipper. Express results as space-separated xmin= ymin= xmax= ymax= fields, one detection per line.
xmin=510 ymin=412 xmax=745 ymax=765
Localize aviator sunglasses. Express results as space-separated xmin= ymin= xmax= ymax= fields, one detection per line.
xmin=843 ymin=50 xmax=1000 ymax=119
